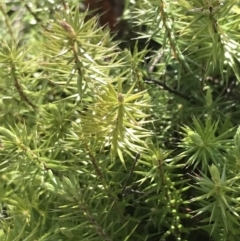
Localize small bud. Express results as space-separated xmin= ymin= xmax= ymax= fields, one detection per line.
xmin=188 ymin=131 xmax=203 ymax=146
xmin=59 ymin=21 xmax=76 ymax=38
xmin=118 ymin=93 xmax=124 ymax=103
xmin=48 ymin=169 xmax=54 ymax=179
xmin=209 ymin=164 xmax=221 ymax=184
xmin=0 ymin=127 xmax=20 ymax=145
xmin=205 ymin=88 xmax=213 ymax=107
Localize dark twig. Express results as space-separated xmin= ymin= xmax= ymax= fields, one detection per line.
xmin=144 ymin=78 xmax=191 ymax=101
xmin=61 ymin=0 xmax=69 ymax=11
xmin=145 ymin=54 xmax=192 ymax=102
xmin=14 ymin=77 xmax=37 ymax=110
xmin=121 ymin=153 xmax=140 ymax=197
xmin=25 ymin=4 xmax=41 ymax=23
xmin=84 ymin=143 xmax=103 ymax=179
xmin=0 ymin=3 xmax=15 ymax=42
xmin=144 ymin=47 xmax=195 ymax=102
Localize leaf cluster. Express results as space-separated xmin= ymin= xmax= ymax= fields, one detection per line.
xmin=0 ymin=0 xmax=240 ymax=241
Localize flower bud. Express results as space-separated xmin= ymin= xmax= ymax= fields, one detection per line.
xmin=118 ymin=93 xmax=124 ymax=103
xmin=209 ymin=164 xmax=221 ymax=184
xmin=188 ymin=131 xmax=203 ymax=146
xmin=59 ymin=21 xmax=76 ymax=38
xmin=0 ymin=127 xmax=20 ymax=145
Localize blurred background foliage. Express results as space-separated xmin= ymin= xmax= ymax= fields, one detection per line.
xmin=1 ymin=0 xmax=240 ymax=240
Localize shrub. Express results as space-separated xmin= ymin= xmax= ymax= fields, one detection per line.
xmin=0 ymin=0 xmax=240 ymax=240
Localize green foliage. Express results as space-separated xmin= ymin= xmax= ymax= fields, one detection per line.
xmin=1 ymin=0 xmax=240 ymax=240
xmin=179 ymin=117 xmax=234 ymax=172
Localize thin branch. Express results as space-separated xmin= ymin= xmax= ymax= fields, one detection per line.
xmin=121 ymin=152 xmax=140 ymax=197
xmin=148 ymin=51 xmax=164 ymax=73
xmin=145 ymin=51 xmax=191 ymax=102
xmin=25 ymin=4 xmax=41 ymax=23
xmin=61 ymin=0 xmax=69 ymax=11
xmin=14 ymin=76 xmax=37 ymax=110
xmin=144 ymin=78 xmax=191 ymax=101
xmin=0 ymin=3 xmax=15 ymax=42
xmin=84 ymin=143 xmax=103 ymax=179
xmin=83 ymin=142 xmax=127 ymax=223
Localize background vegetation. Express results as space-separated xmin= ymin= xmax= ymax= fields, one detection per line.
xmin=0 ymin=0 xmax=240 ymax=240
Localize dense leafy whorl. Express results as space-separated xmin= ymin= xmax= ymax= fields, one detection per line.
xmin=0 ymin=1 xmax=240 ymax=241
